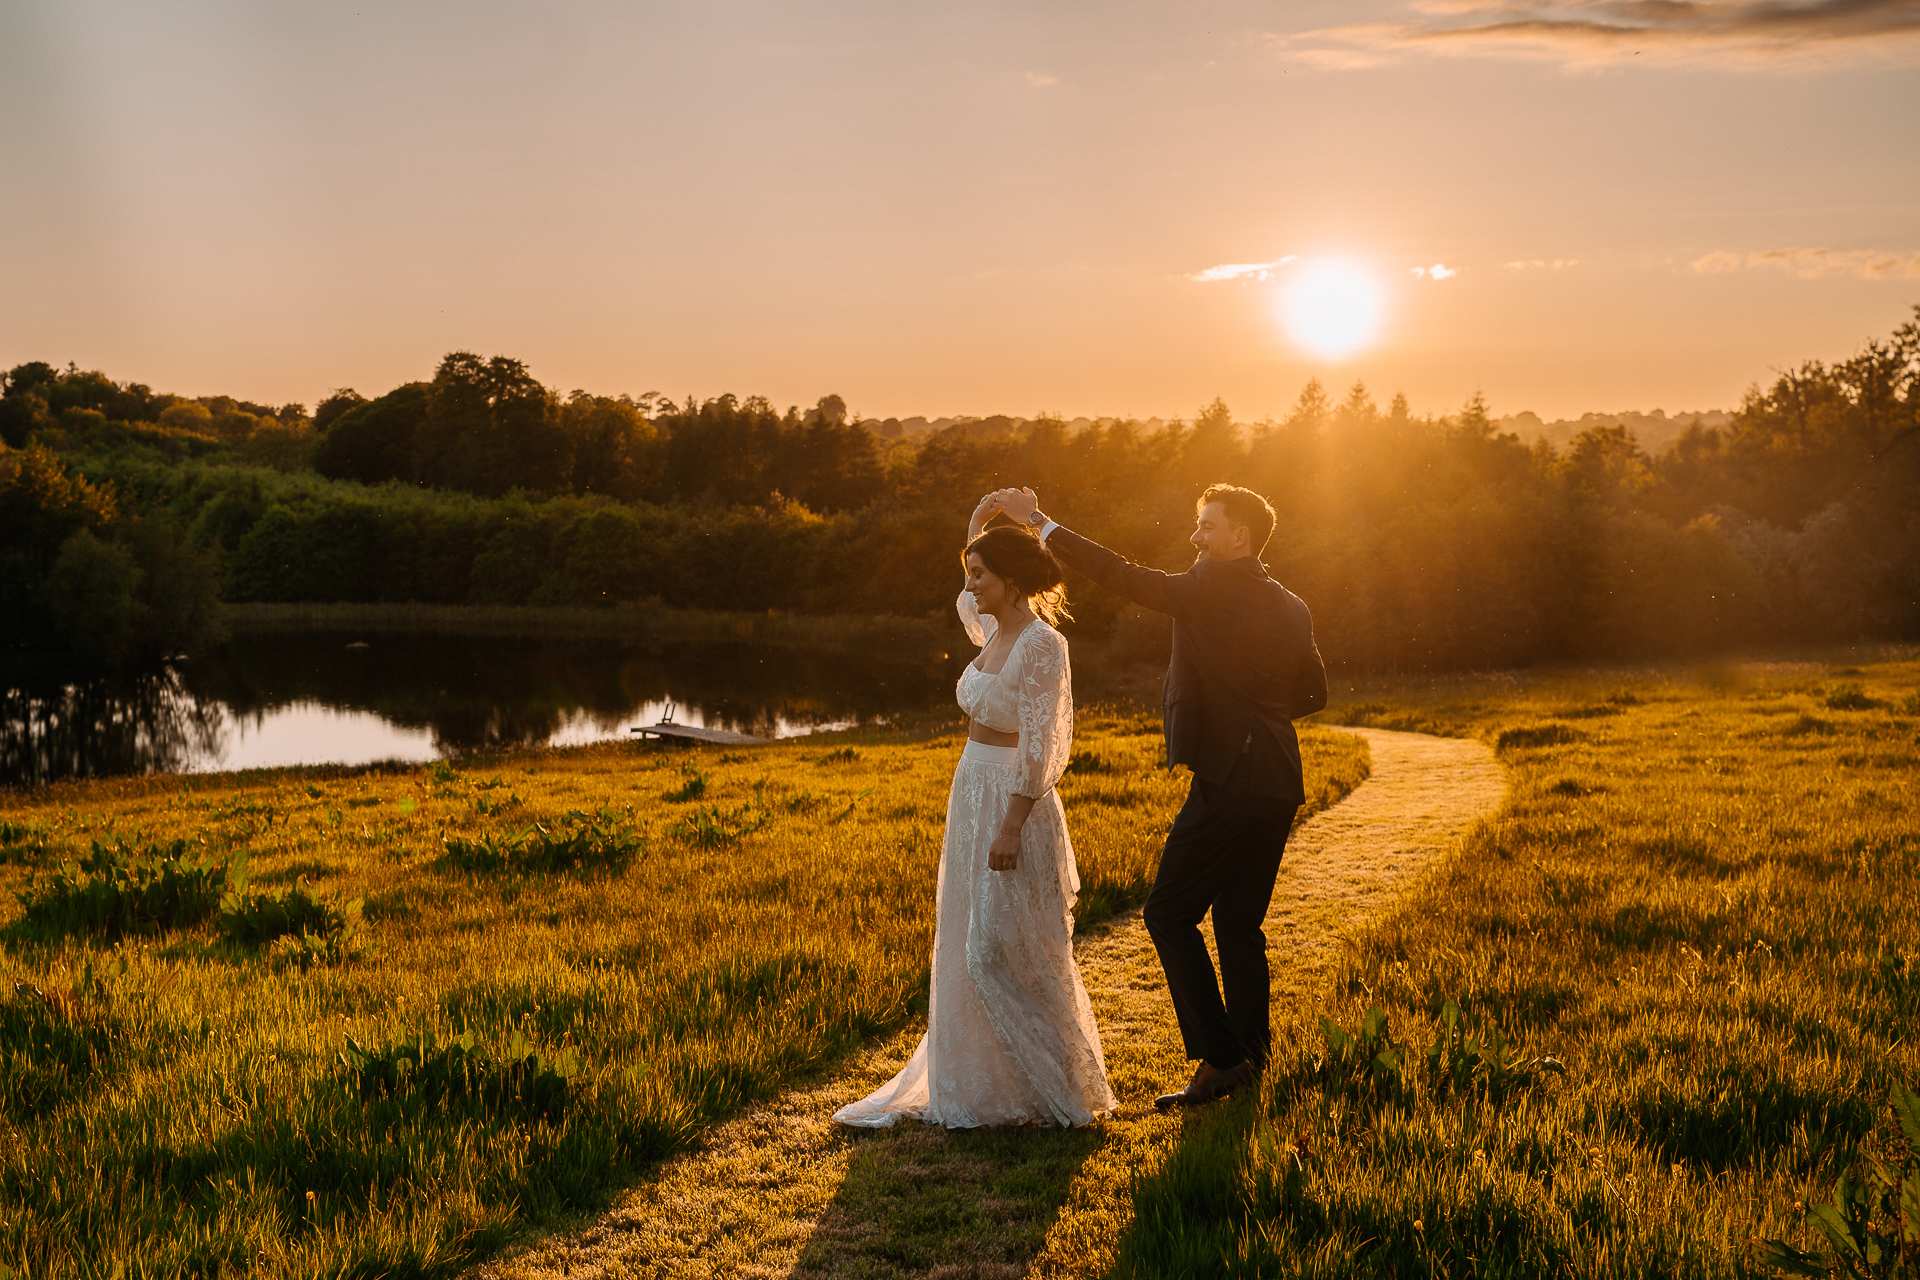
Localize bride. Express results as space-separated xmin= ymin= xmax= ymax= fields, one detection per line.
xmin=835 ymin=491 xmax=1115 ymax=1128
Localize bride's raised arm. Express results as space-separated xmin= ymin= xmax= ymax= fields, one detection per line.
xmin=958 ymin=492 xmax=1001 ymax=648
xmin=968 ymin=491 xmax=999 ymax=542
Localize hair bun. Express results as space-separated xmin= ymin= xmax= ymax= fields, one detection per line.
xmin=963 ymin=524 xmax=1071 ymax=623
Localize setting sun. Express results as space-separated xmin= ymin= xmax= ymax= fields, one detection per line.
xmin=1280 ymin=258 xmax=1385 ymax=361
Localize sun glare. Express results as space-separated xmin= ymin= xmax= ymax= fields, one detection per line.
xmin=1281 ymin=259 xmax=1384 ymax=360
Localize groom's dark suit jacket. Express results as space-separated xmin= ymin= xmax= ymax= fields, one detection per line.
xmin=1046 ymin=528 xmax=1328 ymax=806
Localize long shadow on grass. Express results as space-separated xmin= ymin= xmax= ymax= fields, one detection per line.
xmin=793 ymin=1119 xmax=1108 ymax=1277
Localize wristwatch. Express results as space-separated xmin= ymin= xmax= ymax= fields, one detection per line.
xmin=1026 ymin=509 xmax=1049 ymax=529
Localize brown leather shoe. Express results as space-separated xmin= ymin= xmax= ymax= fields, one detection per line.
xmin=1154 ymin=1060 xmax=1257 ymax=1112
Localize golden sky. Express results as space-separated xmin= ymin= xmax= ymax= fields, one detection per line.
xmin=4 ymin=1 xmax=1917 ymax=423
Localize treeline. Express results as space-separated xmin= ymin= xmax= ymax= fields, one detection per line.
xmin=0 ymin=447 xmax=223 ymax=666
xmin=4 ymin=310 xmax=1917 ymax=672
xmin=311 ymin=359 xmax=882 ymax=513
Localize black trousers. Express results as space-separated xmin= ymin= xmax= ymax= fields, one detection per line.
xmin=1142 ymin=756 xmax=1297 ymax=1070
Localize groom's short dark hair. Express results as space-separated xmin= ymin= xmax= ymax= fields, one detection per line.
xmin=1198 ymin=484 xmax=1276 ymax=555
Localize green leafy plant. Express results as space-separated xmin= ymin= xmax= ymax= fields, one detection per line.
xmin=1315 ymin=1001 xmax=1565 ymax=1109
xmin=671 ymin=803 xmax=768 ymax=849
xmin=441 ymin=807 xmax=642 ymax=875
xmin=1761 ymin=1081 xmax=1920 ymax=1279
xmin=1317 ymin=1005 xmax=1406 ymax=1104
xmin=781 ymin=790 xmax=825 ymax=815
xmin=1420 ymin=996 xmax=1566 ymax=1103
xmin=339 ymin=1029 xmax=577 ymax=1123
xmin=829 ymin=787 xmax=876 ymax=824
xmin=664 ymin=763 xmax=708 ymax=802
xmin=471 ymin=790 xmax=521 ymax=817
xmin=14 ymin=840 xmax=244 ymax=938
xmin=218 ymin=878 xmax=364 ymax=965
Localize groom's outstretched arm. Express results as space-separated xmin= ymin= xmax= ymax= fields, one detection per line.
xmin=1045 ymin=525 xmax=1199 ymax=617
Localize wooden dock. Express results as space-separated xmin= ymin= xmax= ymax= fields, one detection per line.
xmin=630 ymin=722 xmax=766 ymax=746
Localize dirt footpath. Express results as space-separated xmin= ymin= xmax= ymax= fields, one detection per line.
xmin=471 ymin=728 xmax=1505 ymax=1280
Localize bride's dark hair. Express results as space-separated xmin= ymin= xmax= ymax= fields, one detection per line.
xmin=963 ymin=525 xmax=1072 ymax=625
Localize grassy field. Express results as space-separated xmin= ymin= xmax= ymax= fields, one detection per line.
xmin=0 ymin=701 xmax=1365 ymax=1278
xmin=1115 ymin=650 xmax=1920 ymax=1278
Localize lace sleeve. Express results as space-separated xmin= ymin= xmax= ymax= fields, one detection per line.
xmin=1013 ymin=626 xmax=1073 ymax=799
xmin=956 ymin=588 xmax=997 ymax=647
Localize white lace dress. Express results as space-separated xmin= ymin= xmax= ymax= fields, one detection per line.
xmin=834 ymin=591 xmax=1115 ymax=1128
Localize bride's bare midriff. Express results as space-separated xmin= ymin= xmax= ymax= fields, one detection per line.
xmin=968 ymin=721 xmax=1019 ymax=747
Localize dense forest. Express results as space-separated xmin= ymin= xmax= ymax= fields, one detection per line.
xmin=3 ymin=306 xmax=1917 ymax=673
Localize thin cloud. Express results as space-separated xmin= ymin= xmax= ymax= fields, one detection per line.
xmin=1691 ymin=246 xmax=1920 ymax=279
xmin=1504 ymin=258 xmax=1581 ymax=270
xmin=1266 ymin=0 xmax=1920 ymax=70
xmin=1411 ymin=263 xmax=1458 ymax=279
xmin=1191 ymin=258 xmax=1296 ymax=282
xmin=1025 ymin=71 xmax=1060 ymax=87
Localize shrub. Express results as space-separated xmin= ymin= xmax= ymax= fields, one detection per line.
xmin=14 ymin=841 xmax=243 ymax=938
xmin=43 ymin=530 xmax=137 ymax=665
xmin=467 ymin=510 xmax=553 ymax=605
xmin=124 ymin=516 xmax=226 ymax=661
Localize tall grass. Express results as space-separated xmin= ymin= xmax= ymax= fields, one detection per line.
xmin=1114 ymin=651 xmax=1920 ymax=1278
xmin=0 ymin=705 xmax=1366 ymax=1277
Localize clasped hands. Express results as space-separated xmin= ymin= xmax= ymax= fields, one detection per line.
xmin=975 ymin=487 xmax=1041 ymax=524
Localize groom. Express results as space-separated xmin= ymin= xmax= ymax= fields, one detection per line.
xmin=997 ymin=484 xmax=1327 ymax=1109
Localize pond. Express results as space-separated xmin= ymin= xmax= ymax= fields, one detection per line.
xmin=0 ymin=631 xmax=961 ymax=786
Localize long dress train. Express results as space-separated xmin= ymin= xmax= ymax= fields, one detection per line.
xmin=834 ymin=594 xmax=1114 ymax=1128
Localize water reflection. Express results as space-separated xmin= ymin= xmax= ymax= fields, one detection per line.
xmin=2 ymin=632 xmax=956 ymax=785
xmin=1 ymin=669 xmax=224 ymax=784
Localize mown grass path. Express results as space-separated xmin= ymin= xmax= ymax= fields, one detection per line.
xmin=474 ymin=729 xmax=1502 ymax=1278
